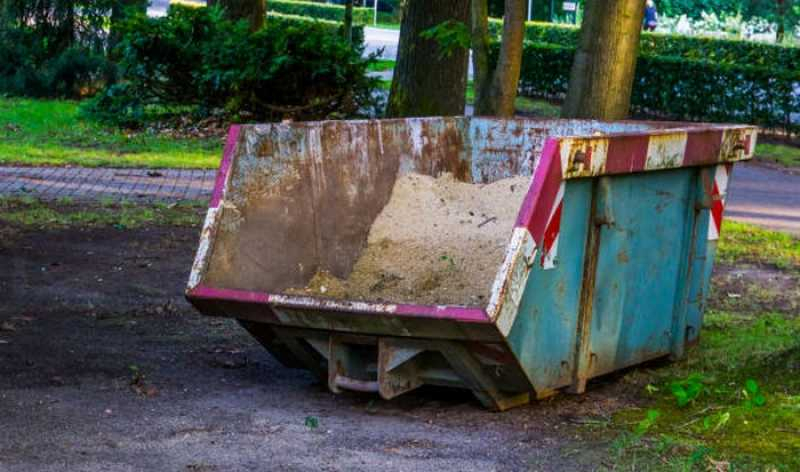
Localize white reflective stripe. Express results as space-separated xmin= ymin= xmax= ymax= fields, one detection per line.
xmin=645 ymin=133 xmax=688 ymax=170
xmin=187 ymin=206 xmax=219 ymax=290
xmin=490 ymin=228 xmax=537 ymax=337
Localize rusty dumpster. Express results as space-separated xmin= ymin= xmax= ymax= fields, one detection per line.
xmin=186 ymin=117 xmax=757 ymax=410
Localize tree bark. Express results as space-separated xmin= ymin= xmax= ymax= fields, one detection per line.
xmin=776 ymin=0 xmax=786 ymax=43
xmin=386 ymin=0 xmax=470 ymax=118
xmin=471 ymin=0 xmax=492 ymax=114
xmin=561 ymin=0 xmax=646 ymax=120
xmin=208 ymin=0 xmax=265 ymax=31
xmin=487 ymin=0 xmax=525 ymax=116
xmin=343 ymin=0 xmax=353 ymax=44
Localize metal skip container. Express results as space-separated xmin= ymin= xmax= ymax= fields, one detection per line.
xmin=186 ymin=117 xmax=756 ymax=410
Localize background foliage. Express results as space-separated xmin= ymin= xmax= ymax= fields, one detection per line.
xmin=83 ymin=6 xmax=380 ymax=127
xmin=488 ymin=19 xmax=800 ymax=68
xmin=499 ymin=40 xmax=799 ymax=134
xmin=269 ymin=0 xmax=373 ymax=25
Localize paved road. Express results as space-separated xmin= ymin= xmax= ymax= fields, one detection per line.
xmin=148 ymin=0 xmax=203 ymax=16
xmin=1 ymin=163 xmax=797 ymax=235
xmin=726 ymin=163 xmax=800 ymax=235
xmin=365 ymin=27 xmax=400 ymax=59
xmin=0 ymin=167 xmax=215 ymax=202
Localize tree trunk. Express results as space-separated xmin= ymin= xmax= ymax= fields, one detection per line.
xmin=776 ymin=0 xmax=786 ymax=43
xmin=561 ymin=0 xmax=646 ymax=120
xmin=486 ymin=0 xmax=525 ymax=116
xmin=386 ymin=0 xmax=470 ymax=118
xmin=471 ymin=0 xmax=492 ymax=114
xmin=208 ymin=0 xmax=265 ymax=31
xmin=343 ymin=0 xmax=353 ymax=44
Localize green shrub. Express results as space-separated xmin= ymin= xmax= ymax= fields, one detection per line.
xmin=0 ymin=27 xmax=112 ymax=98
xmin=267 ymin=12 xmax=365 ymax=44
xmin=488 ymin=19 xmax=800 ymax=69
xmin=499 ymin=41 xmax=800 ymax=134
xmin=83 ymin=5 xmax=381 ymax=127
xmin=269 ymin=0 xmax=372 ymax=25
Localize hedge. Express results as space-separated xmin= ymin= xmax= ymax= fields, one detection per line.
xmin=267 ymin=12 xmax=365 ymax=44
xmin=269 ymin=0 xmax=372 ymax=25
xmin=488 ymin=19 xmax=800 ymax=70
xmin=500 ymin=41 xmax=800 ymax=134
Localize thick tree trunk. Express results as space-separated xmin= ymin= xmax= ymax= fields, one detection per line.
xmin=386 ymin=0 xmax=470 ymax=118
xmin=561 ymin=0 xmax=646 ymax=120
xmin=343 ymin=0 xmax=353 ymax=44
xmin=471 ymin=0 xmax=492 ymax=114
xmin=208 ymin=0 xmax=265 ymax=31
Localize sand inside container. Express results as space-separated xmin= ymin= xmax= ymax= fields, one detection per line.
xmin=285 ymin=172 xmax=531 ymax=306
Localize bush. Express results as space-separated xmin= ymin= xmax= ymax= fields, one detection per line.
xmin=488 ymin=19 xmax=800 ymax=69
xmin=83 ymin=5 xmax=381 ymax=126
xmin=0 ymin=27 xmax=112 ymax=98
xmin=499 ymin=41 xmax=800 ymax=134
xmin=269 ymin=0 xmax=373 ymax=25
xmin=0 ymin=0 xmax=135 ymax=98
xmin=267 ymin=12 xmax=365 ymax=44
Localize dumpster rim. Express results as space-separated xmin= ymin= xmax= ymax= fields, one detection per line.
xmin=187 ymin=284 xmax=494 ymax=324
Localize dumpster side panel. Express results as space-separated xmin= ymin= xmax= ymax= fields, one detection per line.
xmin=685 ymin=164 xmax=731 ymax=344
xmin=586 ymin=169 xmax=696 ymax=377
xmin=505 ymin=179 xmax=594 ymax=392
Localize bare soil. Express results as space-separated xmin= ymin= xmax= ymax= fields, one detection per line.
xmin=710 ymin=263 xmax=799 ymax=316
xmin=2 ymin=214 xmax=791 ymax=470
xmin=0 ymin=220 xmax=615 ymax=472
xmin=288 ymin=173 xmax=530 ymax=306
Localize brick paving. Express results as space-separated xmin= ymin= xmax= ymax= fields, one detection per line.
xmin=0 ymin=166 xmax=216 ymax=202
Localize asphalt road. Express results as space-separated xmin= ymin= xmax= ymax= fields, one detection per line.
xmin=727 ymin=163 xmax=800 ymax=235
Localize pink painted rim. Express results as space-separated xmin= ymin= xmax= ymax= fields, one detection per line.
xmin=209 ymin=125 xmax=241 ymax=208
xmin=188 ymin=285 xmax=491 ymax=323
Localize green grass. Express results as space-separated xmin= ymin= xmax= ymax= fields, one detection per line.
xmin=0 ymin=98 xmax=221 ymax=169
xmin=0 ymin=196 xmax=205 ymax=229
xmin=754 ymin=142 xmax=800 ymax=169
xmin=373 ymin=22 xmax=401 ymax=30
xmin=366 ymin=59 xmax=396 ymax=72
xmin=717 ymin=220 xmax=800 ymax=270
xmin=605 ymin=311 xmax=800 ymax=471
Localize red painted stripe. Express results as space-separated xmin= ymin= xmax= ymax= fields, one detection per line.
xmin=210 ymin=125 xmax=241 ymax=208
xmin=605 ymin=135 xmax=649 ymax=174
xmin=542 ymin=200 xmax=563 ymax=255
xmin=683 ymin=130 xmax=723 ymax=166
xmin=519 ymin=138 xmax=564 ymax=246
xmin=710 ymin=180 xmax=724 ymax=234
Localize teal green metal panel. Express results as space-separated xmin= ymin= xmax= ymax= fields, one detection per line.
xmin=506 ymin=179 xmax=593 ymax=392
xmin=586 ymin=169 xmax=695 ymax=377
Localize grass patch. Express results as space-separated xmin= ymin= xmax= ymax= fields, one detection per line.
xmin=605 ymin=311 xmax=800 ymax=470
xmin=718 ymin=220 xmax=800 ymax=270
xmin=373 ymin=22 xmax=401 ymax=30
xmin=0 ymin=196 xmax=204 ymax=229
xmin=0 ymin=98 xmax=221 ymax=169
xmin=367 ymin=59 xmax=396 ymax=72
xmin=754 ymin=142 xmax=800 ymax=169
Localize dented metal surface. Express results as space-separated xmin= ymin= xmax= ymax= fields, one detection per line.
xmin=187 ymin=117 xmax=757 ymax=410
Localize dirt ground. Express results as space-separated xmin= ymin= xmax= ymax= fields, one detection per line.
xmin=3 ymin=220 xmax=793 ymax=471
xmin=0 ymin=223 xmax=637 ymax=472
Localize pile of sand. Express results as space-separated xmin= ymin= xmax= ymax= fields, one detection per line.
xmin=286 ymin=172 xmax=531 ymax=306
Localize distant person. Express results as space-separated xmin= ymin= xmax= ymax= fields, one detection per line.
xmin=643 ymin=0 xmax=658 ymax=31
